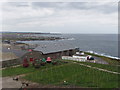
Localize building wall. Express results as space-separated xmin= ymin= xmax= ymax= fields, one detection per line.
xmin=44 ymin=52 xmax=62 ymax=59
xmin=1 ymin=48 xmax=78 ymax=68
xmin=22 ymin=48 xmax=78 ymax=60
xmin=22 ymin=51 xmax=44 ymax=60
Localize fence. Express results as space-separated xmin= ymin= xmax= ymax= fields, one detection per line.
xmin=62 ymin=56 xmax=87 ymax=62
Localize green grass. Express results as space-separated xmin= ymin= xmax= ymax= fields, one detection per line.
xmin=78 ymin=62 xmax=119 ymax=72
xmin=2 ymin=64 xmax=56 ymax=77
xmin=23 ymin=63 xmax=119 ymax=88
xmin=1 ymin=60 xmax=69 ymax=77
xmin=0 ymin=70 xmax=2 ymax=77
xmin=63 ymin=60 xmax=119 ymax=72
xmin=1 ymin=60 xmax=119 ymax=88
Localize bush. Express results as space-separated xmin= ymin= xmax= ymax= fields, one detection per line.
xmin=52 ymin=60 xmax=57 ymax=65
xmin=33 ymin=59 xmax=41 ymax=68
xmin=41 ymin=62 xmax=46 ymax=66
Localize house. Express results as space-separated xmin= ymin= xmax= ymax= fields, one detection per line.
xmin=1 ymin=42 xmax=79 ymax=67
xmin=1 ymin=46 xmax=28 ymax=68
xmin=23 ymin=42 xmax=79 ymax=60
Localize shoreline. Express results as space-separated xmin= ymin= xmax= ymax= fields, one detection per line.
xmin=85 ymin=51 xmax=120 ymax=60
xmin=83 ymin=51 xmax=120 ymax=65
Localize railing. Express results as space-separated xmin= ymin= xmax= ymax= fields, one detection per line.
xmin=62 ymin=56 xmax=86 ymax=62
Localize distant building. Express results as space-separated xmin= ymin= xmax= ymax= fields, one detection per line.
xmin=1 ymin=46 xmax=28 ymax=68
xmin=1 ymin=42 xmax=79 ymax=67
xmin=23 ymin=42 xmax=79 ymax=60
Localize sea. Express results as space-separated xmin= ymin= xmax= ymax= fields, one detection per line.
xmin=20 ymin=34 xmax=119 ymax=59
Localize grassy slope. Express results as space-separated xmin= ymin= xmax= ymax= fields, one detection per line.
xmin=23 ymin=63 xmax=119 ymax=88
xmin=2 ymin=64 xmax=57 ymax=77
xmin=63 ymin=60 xmax=119 ymax=72
xmin=78 ymin=62 xmax=119 ymax=72
xmin=1 ymin=61 xmax=69 ymax=77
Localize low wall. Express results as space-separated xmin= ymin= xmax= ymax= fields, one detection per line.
xmin=1 ymin=58 xmax=22 ymax=68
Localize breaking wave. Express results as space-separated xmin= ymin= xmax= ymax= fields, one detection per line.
xmin=86 ymin=50 xmax=120 ymax=60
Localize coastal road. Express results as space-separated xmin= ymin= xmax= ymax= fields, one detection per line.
xmin=93 ymin=56 xmax=108 ymax=64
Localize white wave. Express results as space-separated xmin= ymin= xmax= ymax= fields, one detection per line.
xmin=67 ymin=38 xmax=75 ymax=40
xmin=86 ymin=50 xmax=120 ymax=60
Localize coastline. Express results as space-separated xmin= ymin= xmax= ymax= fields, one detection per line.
xmin=84 ymin=51 xmax=120 ymax=65
xmin=2 ymin=32 xmax=119 ymax=62
xmin=85 ymin=51 xmax=120 ymax=60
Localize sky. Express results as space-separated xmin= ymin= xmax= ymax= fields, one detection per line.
xmin=0 ymin=1 xmax=119 ymax=34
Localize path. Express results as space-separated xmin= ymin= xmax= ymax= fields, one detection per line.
xmin=1 ymin=77 xmax=22 ymax=89
xmin=75 ymin=62 xmax=120 ymax=75
xmin=93 ymin=56 xmax=108 ymax=64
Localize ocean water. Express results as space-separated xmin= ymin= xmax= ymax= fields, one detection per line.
xmin=20 ymin=34 xmax=119 ymax=58
xmin=61 ymin=34 xmax=118 ymax=58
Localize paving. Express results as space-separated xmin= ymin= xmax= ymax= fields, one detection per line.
xmin=2 ymin=47 xmax=28 ymax=59
xmin=93 ymin=56 xmax=108 ymax=64
xmin=1 ymin=77 xmax=22 ymax=89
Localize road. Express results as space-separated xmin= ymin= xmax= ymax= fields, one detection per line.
xmin=93 ymin=56 xmax=108 ymax=64
xmin=1 ymin=77 xmax=22 ymax=89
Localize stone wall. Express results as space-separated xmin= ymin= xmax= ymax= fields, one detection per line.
xmin=2 ymin=58 xmax=22 ymax=68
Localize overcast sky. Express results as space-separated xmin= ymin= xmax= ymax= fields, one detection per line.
xmin=1 ymin=1 xmax=118 ymax=34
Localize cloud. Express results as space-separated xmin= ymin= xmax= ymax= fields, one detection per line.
xmin=1 ymin=2 xmax=118 ymax=33
xmin=32 ymin=2 xmax=118 ymax=14
xmin=2 ymin=2 xmax=55 ymax=20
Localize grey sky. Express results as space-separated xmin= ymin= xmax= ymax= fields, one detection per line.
xmin=1 ymin=1 xmax=118 ymax=34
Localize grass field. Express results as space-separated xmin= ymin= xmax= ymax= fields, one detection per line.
xmin=63 ymin=60 xmax=119 ymax=72
xmin=78 ymin=62 xmax=119 ymax=72
xmin=1 ymin=60 xmax=69 ymax=77
xmin=23 ymin=63 xmax=119 ymax=88
xmin=1 ymin=60 xmax=119 ymax=88
xmin=2 ymin=63 xmax=61 ymax=77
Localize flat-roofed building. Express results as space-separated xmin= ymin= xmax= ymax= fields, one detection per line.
xmin=23 ymin=42 xmax=79 ymax=60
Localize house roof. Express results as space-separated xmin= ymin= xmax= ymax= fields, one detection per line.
xmin=2 ymin=47 xmax=28 ymax=58
xmin=33 ymin=42 xmax=78 ymax=54
xmin=2 ymin=52 xmax=18 ymax=61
